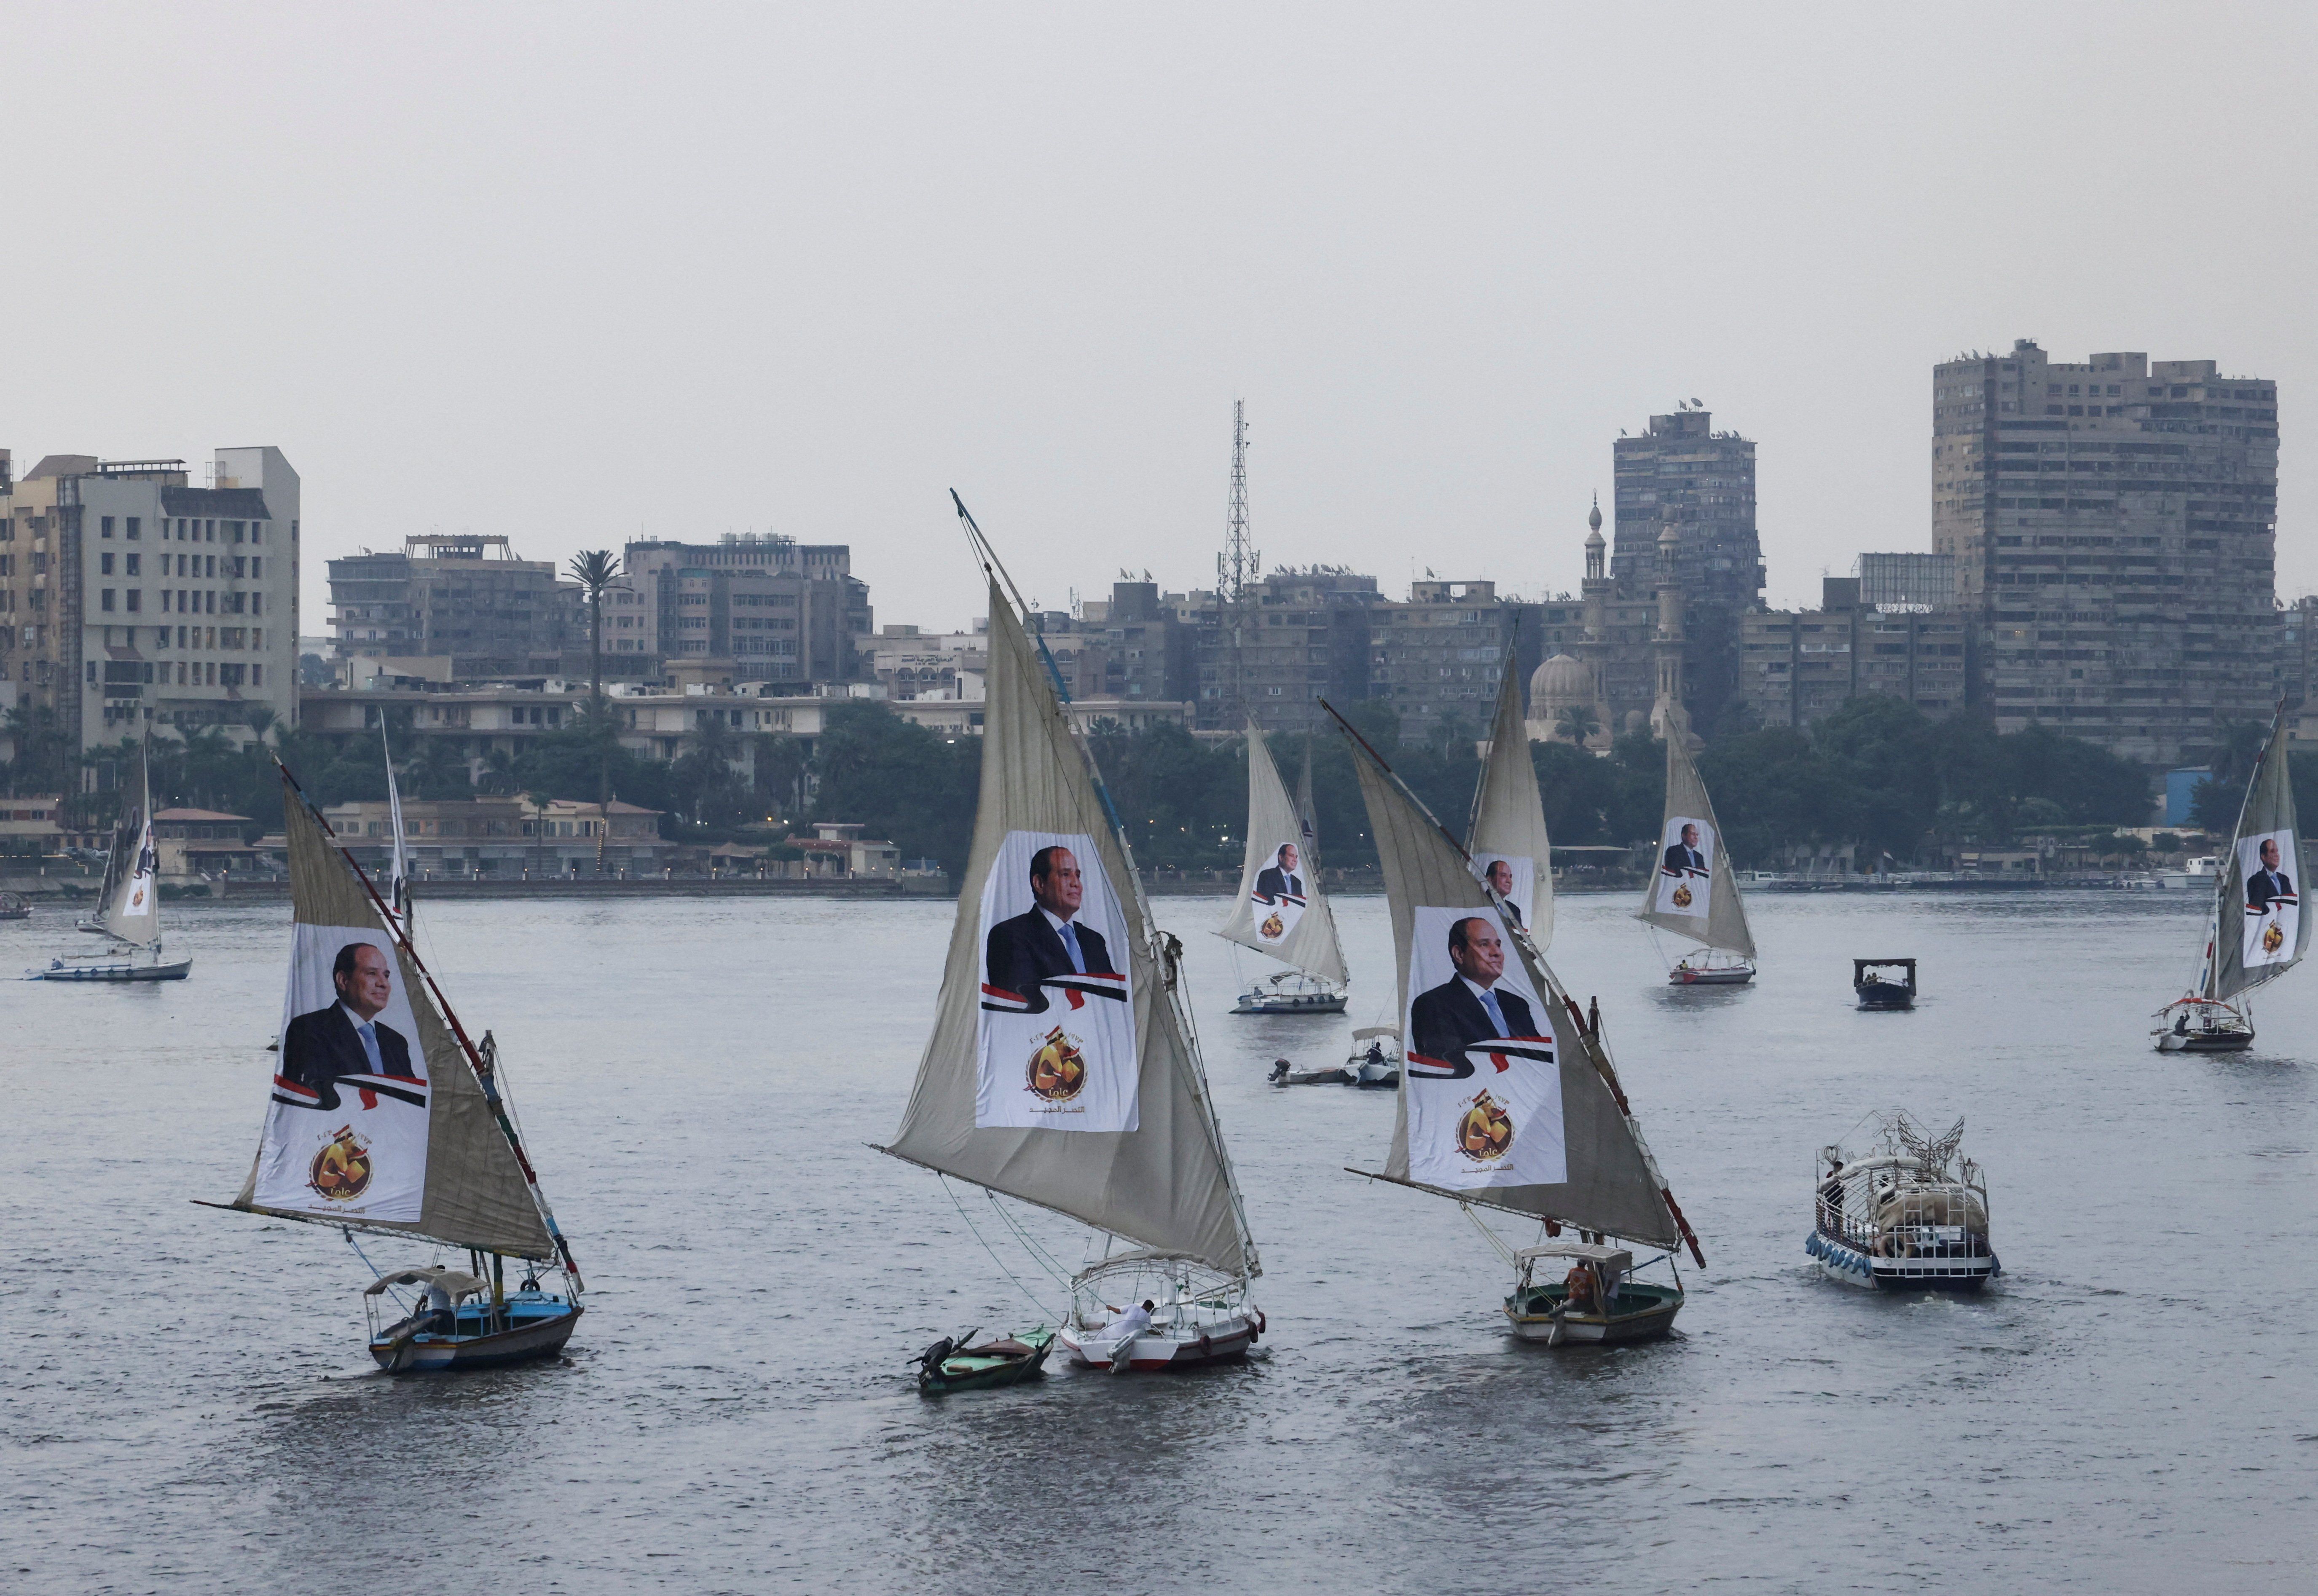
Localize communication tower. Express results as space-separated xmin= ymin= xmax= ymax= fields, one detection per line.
xmin=1216 ymin=401 xmax=1259 ymax=725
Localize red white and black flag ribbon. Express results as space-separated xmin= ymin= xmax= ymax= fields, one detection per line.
xmin=980 ymin=971 xmax=1130 ymax=1015
xmin=1406 ymin=1035 xmax=1556 ymax=1081
xmin=271 ymin=1071 xmax=431 ymax=1112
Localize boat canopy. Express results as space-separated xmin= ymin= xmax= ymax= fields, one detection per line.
xmin=1514 ymin=1243 xmax=1634 ymax=1269
xmin=362 ymin=1267 xmax=486 ymax=1298
xmin=1350 ymin=1026 xmax=1399 ymax=1042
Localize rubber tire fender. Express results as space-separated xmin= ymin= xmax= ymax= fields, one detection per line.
xmin=1198 ymin=1331 xmax=1213 ymax=1358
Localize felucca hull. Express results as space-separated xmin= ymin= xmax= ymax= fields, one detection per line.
xmin=29 ymin=957 xmax=192 ymax=982
xmin=1503 ymin=1285 xmax=1682 ymax=1344
xmin=2153 ymin=1028 xmax=2254 ymax=1053
xmin=1669 ymin=963 xmax=1754 ymax=986
xmin=1232 ymin=989 xmax=1348 ymax=1015
xmin=371 ymin=1303 xmax=581 ymax=1372
xmin=1058 ymin=1313 xmax=1259 ymax=1371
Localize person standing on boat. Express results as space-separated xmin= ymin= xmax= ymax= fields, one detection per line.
xmin=984 ymin=846 xmax=1117 ymax=1012
xmin=1099 ymin=1298 xmax=1155 ymax=1373
xmin=281 ymin=942 xmax=416 ymax=1106
xmin=1409 ymin=916 xmax=1538 ymax=1067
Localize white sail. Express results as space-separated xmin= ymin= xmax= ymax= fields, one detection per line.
xmin=1466 ymin=657 xmax=1554 ymax=951
xmin=2209 ymin=711 xmax=2308 ymax=1003
xmin=1637 ymin=734 xmax=1755 ymax=961
xmin=885 ymin=581 xmax=1257 ymax=1279
xmin=228 ymin=776 xmax=562 ymax=1262
xmin=383 ymin=723 xmax=411 ymax=925
xmin=1217 ymin=727 xmax=1349 ymax=984
xmin=98 ymin=747 xmax=160 ymax=947
xmin=1347 ymin=723 xmax=1690 ymax=1252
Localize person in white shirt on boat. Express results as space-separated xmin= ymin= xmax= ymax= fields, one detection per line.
xmin=420 ymin=1278 xmax=457 ymax=1336
xmin=1098 ymin=1298 xmax=1156 ymax=1372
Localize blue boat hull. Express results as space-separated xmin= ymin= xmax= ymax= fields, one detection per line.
xmin=371 ymin=1300 xmax=582 ymax=1372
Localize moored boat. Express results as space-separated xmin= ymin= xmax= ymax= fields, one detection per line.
xmin=1808 ymin=1112 xmax=1996 ymax=1292
xmin=877 ymin=500 xmax=1263 ymax=1379
xmin=2151 ymin=708 xmax=2303 ymax=1053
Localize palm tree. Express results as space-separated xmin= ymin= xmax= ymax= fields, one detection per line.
xmin=566 ymin=549 xmax=625 ymax=870
xmin=1556 ymin=702 xmax=1602 ymax=748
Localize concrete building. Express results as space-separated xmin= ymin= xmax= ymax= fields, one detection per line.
xmin=1612 ymin=407 xmax=1765 ymax=732
xmin=322 ymin=795 xmax=667 ymax=877
xmin=1523 ymin=501 xmax=1690 ymax=750
xmin=153 ymin=806 xmax=263 ymax=877
xmin=1192 ymin=567 xmax=1381 ymax=733
xmin=1932 ymin=340 xmax=2279 ymax=765
xmin=1367 ymin=578 xmax=1540 ymax=739
xmin=1737 ymin=577 xmax=1972 ymax=731
xmin=327 ymin=534 xmax=570 ymax=680
xmin=0 ymin=447 xmax=302 ymax=757
xmin=620 ymin=534 xmax=870 ymax=689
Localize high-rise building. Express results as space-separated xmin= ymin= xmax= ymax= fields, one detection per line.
xmin=1933 ymin=340 xmax=2278 ymax=765
xmin=0 ymin=447 xmax=301 ymax=756
xmin=1194 ymin=567 xmax=1380 ymax=732
xmin=1612 ymin=407 xmax=1764 ymax=732
xmin=328 ymin=534 xmax=567 ymax=680
xmin=1737 ymin=577 xmax=1971 ymax=731
xmin=620 ymin=534 xmax=871 ymax=689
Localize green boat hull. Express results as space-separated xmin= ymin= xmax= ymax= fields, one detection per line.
xmin=918 ymin=1327 xmax=1056 ymax=1395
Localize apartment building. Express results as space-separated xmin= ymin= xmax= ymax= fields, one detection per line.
xmin=0 ymin=447 xmax=301 ymax=756
xmin=1367 ymin=579 xmax=1544 ymax=739
xmin=1612 ymin=407 xmax=1765 ymax=731
xmin=1932 ymin=340 xmax=2278 ymax=765
xmin=1193 ymin=567 xmax=1382 ymax=733
xmin=327 ymin=534 xmax=569 ymax=679
xmin=620 ymin=534 xmax=870 ymax=688
xmin=1737 ymin=578 xmax=1971 ymax=731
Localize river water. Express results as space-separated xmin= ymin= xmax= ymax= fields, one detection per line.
xmin=4 ymin=886 xmax=2314 ymax=1593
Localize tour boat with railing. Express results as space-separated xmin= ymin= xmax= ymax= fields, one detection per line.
xmin=1808 ymin=1111 xmax=1996 ymax=1291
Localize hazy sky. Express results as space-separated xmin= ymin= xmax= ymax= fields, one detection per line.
xmin=6 ymin=5 xmax=2313 ymax=634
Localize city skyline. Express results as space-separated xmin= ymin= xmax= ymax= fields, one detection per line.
xmin=0 ymin=8 xmax=2309 ymax=637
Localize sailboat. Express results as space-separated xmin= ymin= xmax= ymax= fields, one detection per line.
xmin=1466 ymin=644 xmax=1554 ymax=952
xmin=30 ymin=740 xmax=190 ymax=982
xmin=1641 ymin=734 xmax=1756 ymax=985
xmin=2154 ymin=707 xmax=2306 ymax=1052
xmin=879 ymin=502 xmax=1263 ymax=1375
xmin=201 ymin=763 xmax=583 ymax=1371
xmin=1333 ymin=702 xmax=1704 ymax=1344
xmin=1222 ymin=729 xmax=1349 ymax=1014
xmin=382 ymin=721 xmax=413 ymax=931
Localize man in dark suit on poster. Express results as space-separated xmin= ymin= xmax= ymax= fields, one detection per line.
xmin=2248 ymin=837 xmax=2296 ymax=914
xmin=280 ymin=941 xmax=417 ymax=1109
xmin=1663 ymin=822 xmax=1707 ymax=876
xmin=1253 ymin=843 xmax=1304 ymax=905
xmin=1409 ymin=915 xmax=1537 ymax=1067
xmin=985 ymin=844 xmax=1119 ymax=1012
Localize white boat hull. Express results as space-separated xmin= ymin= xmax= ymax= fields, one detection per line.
xmin=28 ymin=956 xmax=193 ymax=983
xmin=1669 ymin=962 xmax=1755 ymax=986
xmin=1807 ymin=1230 xmax=1997 ymax=1291
xmin=1058 ymin=1311 xmax=1260 ymax=1371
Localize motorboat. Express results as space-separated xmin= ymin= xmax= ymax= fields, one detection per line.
xmin=1502 ymin=1242 xmax=1685 ymax=1344
xmin=1269 ymin=1055 xmax=1349 ymax=1087
xmin=915 ymin=1326 xmax=1056 ymax=1395
xmin=1854 ymin=958 xmax=1916 ymax=1010
xmin=1342 ymin=1026 xmax=1400 ymax=1089
xmin=0 ymin=891 xmax=32 ymax=921
xmin=1808 ymin=1111 xmax=1996 ymax=1292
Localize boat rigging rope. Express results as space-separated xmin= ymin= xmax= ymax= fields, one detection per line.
xmin=938 ymin=1175 xmax=1060 ymax=1322
xmin=983 ymin=1189 xmax=1075 ymax=1288
xmin=341 ymin=1226 xmax=412 ymax=1314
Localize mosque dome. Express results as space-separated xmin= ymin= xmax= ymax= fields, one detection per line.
xmin=1528 ymin=653 xmax=1594 ymax=716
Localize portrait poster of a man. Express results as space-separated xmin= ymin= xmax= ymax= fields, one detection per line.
xmin=1470 ymin=853 xmax=1535 ymax=930
xmin=1401 ymin=906 xmax=1565 ymax=1189
xmin=1250 ymin=841 xmax=1308 ymax=943
xmin=1653 ymin=816 xmax=1714 ymax=919
xmin=2239 ymin=827 xmax=2301 ymax=969
xmin=976 ymin=831 xmax=1140 ymax=1132
xmin=253 ymin=922 xmax=433 ymax=1222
